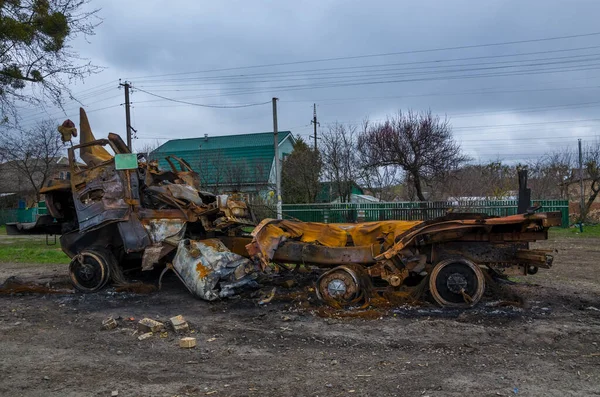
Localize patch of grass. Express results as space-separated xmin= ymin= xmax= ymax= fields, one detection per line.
xmin=549 ymin=224 xmax=600 ymax=239
xmin=0 ymin=236 xmax=70 ymax=264
xmin=0 ymin=225 xmax=6 ymax=235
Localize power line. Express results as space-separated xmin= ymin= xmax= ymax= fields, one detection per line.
xmin=127 ymin=31 xmax=600 ymax=80
xmin=129 ymin=63 xmax=600 ymax=101
xmin=133 ymin=87 xmax=272 ymax=108
xmin=450 ymin=100 xmax=600 ymax=118
xmin=13 ymin=103 xmax=122 ymax=130
xmin=17 ymin=92 xmax=122 ymax=125
xmin=321 ymin=117 xmax=600 ymax=130
xmin=459 ymin=134 xmax=600 ymax=142
xmin=135 ymin=52 xmax=600 ymax=88
xmin=134 ymin=58 xmax=600 ymax=92
xmin=453 ymin=117 xmax=600 ymax=130
xmin=133 ymin=46 xmax=600 ymax=85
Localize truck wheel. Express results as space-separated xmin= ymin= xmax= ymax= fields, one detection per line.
xmin=69 ymin=249 xmax=113 ymax=292
xmin=429 ymin=258 xmax=485 ymax=308
xmin=316 ymin=265 xmax=366 ymax=307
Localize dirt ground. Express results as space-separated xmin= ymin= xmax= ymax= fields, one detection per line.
xmin=0 ymin=235 xmax=599 ymax=397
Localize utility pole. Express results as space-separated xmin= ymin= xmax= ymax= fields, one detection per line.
xmin=272 ymin=98 xmax=282 ymax=219
xmin=310 ymin=103 xmax=319 ymax=151
xmin=119 ymin=80 xmax=132 ymax=151
xmin=578 ymin=138 xmax=584 ymax=232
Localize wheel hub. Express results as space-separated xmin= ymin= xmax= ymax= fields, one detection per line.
xmin=327 ymin=279 xmax=347 ymax=297
xmin=316 ymin=265 xmax=365 ymax=306
xmin=446 ymin=272 xmax=468 ymax=293
xmin=78 ymin=264 xmax=95 ymax=281
xmin=69 ymin=250 xmax=112 ymax=292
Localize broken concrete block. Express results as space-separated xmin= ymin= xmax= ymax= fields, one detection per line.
xmin=137 ymin=332 xmax=153 ymax=341
xmin=169 ymin=315 xmax=189 ymax=333
xmin=102 ymin=317 xmax=117 ymax=330
xmin=179 ymin=337 xmax=196 ymax=348
xmin=138 ymin=318 xmax=164 ymax=333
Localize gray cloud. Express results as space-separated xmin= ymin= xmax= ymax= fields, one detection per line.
xmin=15 ymin=0 xmax=600 ymax=162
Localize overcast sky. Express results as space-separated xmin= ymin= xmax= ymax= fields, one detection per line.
xmin=16 ymin=0 xmax=600 ymax=163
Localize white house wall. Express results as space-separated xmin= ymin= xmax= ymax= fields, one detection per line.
xmin=268 ymin=134 xmax=295 ymax=186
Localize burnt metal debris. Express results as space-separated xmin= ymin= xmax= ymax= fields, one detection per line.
xmin=18 ymin=108 xmax=562 ymax=308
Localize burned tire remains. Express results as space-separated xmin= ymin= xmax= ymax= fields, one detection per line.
xmin=316 ymin=265 xmax=369 ymax=306
xmin=429 ymin=258 xmax=485 ymax=308
xmin=69 ymin=248 xmax=113 ymax=292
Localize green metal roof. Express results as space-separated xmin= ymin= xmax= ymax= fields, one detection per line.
xmin=316 ymin=182 xmax=364 ymax=202
xmin=152 ymin=131 xmax=293 ymax=187
xmin=155 ymin=131 xmax=292 ymax=152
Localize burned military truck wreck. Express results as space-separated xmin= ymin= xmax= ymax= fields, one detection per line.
xmin=30 ymin=108 xmax=562 ymax=308
xmin=36 ymin=108 xmax=257 ymax=300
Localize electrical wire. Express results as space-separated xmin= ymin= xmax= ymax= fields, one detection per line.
xmin=135 ymin=52 xmax=600 ymax=88
xmin=133 ymin=87 xmax=272 ymax=108
xmin=127 ymin=31 xmax=600 ymax=80
xmin=133 ymin=46 xmax=600 ymax=85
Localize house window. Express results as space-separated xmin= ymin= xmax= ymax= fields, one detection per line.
xmin=58 ymin=171 xmax=71 ymax=180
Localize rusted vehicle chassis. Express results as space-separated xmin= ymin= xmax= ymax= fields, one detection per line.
xmin=28 ymin=109 xmax=561 ymax=308
xmin=225 ymin=213 xmax=560 ymax=307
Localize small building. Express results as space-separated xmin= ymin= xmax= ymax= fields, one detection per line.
xmin=316 ymin=181 xmax=367 ymax=203
xmin=152 ymin=131 xmax=295 ymax=197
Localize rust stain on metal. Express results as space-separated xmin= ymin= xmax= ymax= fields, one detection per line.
xmin=195 ymin=262 xmax=211 ymax=278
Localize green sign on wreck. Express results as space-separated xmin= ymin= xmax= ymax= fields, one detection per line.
xmin=115 ymin=153 xmax=138 ymax=170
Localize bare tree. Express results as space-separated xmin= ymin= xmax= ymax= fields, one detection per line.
xmin=224 ymin=159 xmax=248 ymax=193
xmin=193 ymin=149 xmax=227 ymax=193
xmin=0 ymin=120 xmax=65 ymax=202
xmin=282 ymin=138 xmax=322 ymax=203
xmin=580 ymin=141 xmax=600 ymax=221
xmin=136 ymin=140 xmax=163 ymax=161
xmin=359 ymin=110 xmax=468 ymax=201
xmin=249 ymin=158 xmax=272 ymax=196
xmin=356 ymin=121 xmax=399 ymax=201
xmin=320 ymin=123 xmax=360 ymax=203
xmin=435 ymin=164 xmax=485 ymax=200
xmin=439 ymin=161 xmax=517 ymax=201
xmin=527 ymin=150 xmax=574 ymax=200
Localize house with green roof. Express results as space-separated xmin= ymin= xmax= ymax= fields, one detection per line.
xmin=152 ymin=131 xmax=295 ymax=197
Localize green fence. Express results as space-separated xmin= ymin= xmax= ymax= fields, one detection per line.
xmin=282 ymin=200 xmax=570 ymax=227
xmin=0 ymin=203 xmax=47 ymax=225
xmin=0 ymin=200 xmax=570 ymax=227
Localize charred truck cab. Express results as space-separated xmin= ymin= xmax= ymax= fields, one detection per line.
xmin=31 ymin=108 xmax=562 ymax=309
xmin=40 ymin=109 xmax=256 ymax=298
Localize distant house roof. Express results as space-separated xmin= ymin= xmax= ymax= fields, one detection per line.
xmin=316 ymin=181 xmax=364 ymax=203
xmin=152 ymin=131 xmax=294 ymax=187
xmin=331 ymin=194 xmax=380 ymax=204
